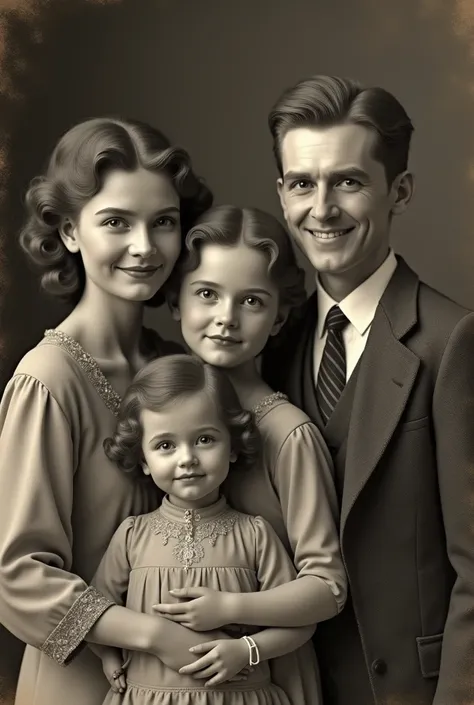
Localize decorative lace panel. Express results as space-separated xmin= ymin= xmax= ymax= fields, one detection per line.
xmin=150 ymin=508 xmax=239 ymax=571
xmin=43 ymin=329 xmax=122 ymax=416
xmin=40 ymin=586 xmax=114 ymax=666
xmin=252 ymin=391 xmax=288 ymax=422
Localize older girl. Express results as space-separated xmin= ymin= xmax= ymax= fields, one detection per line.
xmin=155 ymin=206 xmax=347 ymax=702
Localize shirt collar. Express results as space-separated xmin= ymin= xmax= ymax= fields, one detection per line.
xmin=316 ymin=250 xmax=398 ymax=338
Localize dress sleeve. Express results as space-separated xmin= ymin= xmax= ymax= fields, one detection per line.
xmin=90 ymin=518 xmax=135 ymax=606
xmin=0 ymin=374 xmax=113 ymax=666
xmin=253 ymin=516 xmax=298 ymax=589
xmin=272 ymin=422 xmax=347 ymax=613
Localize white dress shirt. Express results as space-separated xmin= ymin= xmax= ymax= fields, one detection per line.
xmin=313 ymin=250 xmax=398 ymax=384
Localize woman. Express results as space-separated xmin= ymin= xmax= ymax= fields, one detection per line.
xmin=0 ymin=117 xmax=214 ymax=705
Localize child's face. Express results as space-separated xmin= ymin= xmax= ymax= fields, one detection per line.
xmin=175 ymin=242 xmax=283 ymax=369
xmin=140 ymin=391 xmax=235 ymax=509
xmin=60 ymin=167 xmax=181 ymax=304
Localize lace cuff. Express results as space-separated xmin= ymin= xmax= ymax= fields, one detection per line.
xmin=40 ymin=586 xmax=114 ymax=666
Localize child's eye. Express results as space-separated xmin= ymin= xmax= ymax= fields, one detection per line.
xmin=197 ymin=289 xmax=217 ymax=301
xmin=156 ymin=441 xmax=174 ymax=451
xmin=243 ymin=296 xmax=263 ymax=308
xmin=197 ymin=435 xmax=214 ymax=445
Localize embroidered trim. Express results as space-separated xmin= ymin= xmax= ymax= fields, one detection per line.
xmin=43 ymin=329 xmax=122 ymax=416
xmin=40 ymin=586 xmax=114 ymax=666
xmin=252 ymin=392 xmax=288 ymax=421
xmin=150 ymin=508 xmax=238 ymax=570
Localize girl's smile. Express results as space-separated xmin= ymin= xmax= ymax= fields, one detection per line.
xmin=176 ymin=242 xmax=282 ymax=370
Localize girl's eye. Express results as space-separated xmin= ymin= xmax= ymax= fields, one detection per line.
xmin=103 ymin=218 xmax=128 ymax=229
xmin=197 ymin=289 xmax=217 ymax=301
xmin=244 ymin=296 xmax=262 ymax=308
xmin=156 ymin=441 xmax=174 ymax=451
xmin=197 ymin=435 xmax=214 ymax=445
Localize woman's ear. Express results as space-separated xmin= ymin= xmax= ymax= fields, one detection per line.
xmin=166 ymin=293 xmax=181 ymax=321
xmin=59 ymin=218 xmax=80 ymax=253
xmin=141 ymin=462 xmax=151 ymax=476
xmin=229 ymin=450 xmax=237 ymax=463
xmin=270 ymin=305 xmax=290 ymax=337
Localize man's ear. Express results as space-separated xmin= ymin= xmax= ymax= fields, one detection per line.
xmin=276 ymin=178 xmax=288 ymax=220
xmin=390 ymin=171 xmax=414 ymax=216
xmin=59 ymin=218 xmax=80 ymax=253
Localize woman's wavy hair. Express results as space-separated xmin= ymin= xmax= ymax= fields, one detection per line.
xmin=104 ymin=354 xmax=261 ymax=482
xmin=168 ymin=205 xmax=307 ymax=313
xmin=20 ymin=117 xmax=213 ymax=307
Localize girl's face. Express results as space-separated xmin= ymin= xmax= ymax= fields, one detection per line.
xmin=61 ymin=167 xmax=181 ymax=303
xmin=175 ymin=242 xmax=284 ymax=369
xmin=141 ymin=390 xmax=235 ymax=509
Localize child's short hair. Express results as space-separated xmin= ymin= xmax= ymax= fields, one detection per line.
xmin=167 ymin=205 xmax=306 ymax=311
xmin=104 ymin=354 xmax=260 ymax=480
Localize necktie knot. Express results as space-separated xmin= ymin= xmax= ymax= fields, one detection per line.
xmin=325 ymin=305 xmax=349 ymax=333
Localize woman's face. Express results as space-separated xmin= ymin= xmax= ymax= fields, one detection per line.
xmin=176 ymin=241 xmax=284 ymax=369
xmin=61 ymin=167 xmax=181 ymax=304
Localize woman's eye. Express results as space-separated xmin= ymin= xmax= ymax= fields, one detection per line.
xmin=197 ymin=289 xmax=216 ymax=300
xmin=103 ymin=218 xmax=127 ymax=229
xmin=154 ymin=216 xmax=176 ymax=228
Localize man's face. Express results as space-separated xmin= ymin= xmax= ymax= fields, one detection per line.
xmin=277 ymin=123 xmax=412 ymax=290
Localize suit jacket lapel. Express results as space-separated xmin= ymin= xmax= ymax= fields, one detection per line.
xmin=284 ymin=291 xmax=319 ymax=409
xmin=341 ymin=258 xmax=421 ymax=534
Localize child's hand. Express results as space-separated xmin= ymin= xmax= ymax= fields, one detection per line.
xmin=101 ymin=648 xmax=127 ymax=694
xmin=153 ymin=587 xmax=234 ymax=631
xmin=178 ymin=637 xmax=250 ymax=687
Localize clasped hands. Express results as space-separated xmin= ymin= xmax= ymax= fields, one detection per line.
xmin=154 ymin=586 xmax=251 ymax=687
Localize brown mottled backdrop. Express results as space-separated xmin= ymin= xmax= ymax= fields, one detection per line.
xmin=0 ymin=0 xmax=473 ymax=702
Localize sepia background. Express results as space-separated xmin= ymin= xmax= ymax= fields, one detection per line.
xmin=0 ymin=0 xmax=473 ymax=701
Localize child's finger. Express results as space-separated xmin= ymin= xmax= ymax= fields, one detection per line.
xmin=189 ymin=641 xmax=217 ymax=655
xmin=205 ymin=671 xmax=228 ymax=687
xmin=179 ymin=651 xmax=215 ymax=675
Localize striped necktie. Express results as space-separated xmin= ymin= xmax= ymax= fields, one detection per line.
xmin=316 ymin=305 xmax=349 ymax=424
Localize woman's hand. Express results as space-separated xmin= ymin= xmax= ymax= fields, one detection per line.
xmin=153 ymin=587 xmax=236 ymax=631
xmin=178 ymin=638 xmax=250 ymax=687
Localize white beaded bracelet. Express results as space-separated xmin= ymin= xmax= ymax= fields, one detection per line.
xmin=241 ymin=635 xmax=260 ymax=666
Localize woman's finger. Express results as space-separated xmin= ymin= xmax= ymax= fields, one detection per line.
xmin=189 ymin=641 xmax=217 ymax=655
xmin=190 ymin=663 xmax=219 ymax=679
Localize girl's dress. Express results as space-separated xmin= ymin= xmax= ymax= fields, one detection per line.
xmin=223 ymin=393 xmax=348 ymax=698
xmin=91 ymin=495 xmax=321 ymax=705
xmin=0 ymin=329 xmax=177 ymax=705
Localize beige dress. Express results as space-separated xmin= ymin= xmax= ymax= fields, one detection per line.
xmin=223 ymin=393 xmax=348 ymax=699
xmin=92 ymin=495 xmax=316 ymax=705
xmin=0 ymin=328 xmax=177 ymax=705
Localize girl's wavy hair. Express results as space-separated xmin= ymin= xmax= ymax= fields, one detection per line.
xmin=168 ymin=205 xmax=306 ymax=312
xmin=104 ymin=354 xmax=261 ymax=481
xmin=20 ymin=117 xmax=213 ymax=307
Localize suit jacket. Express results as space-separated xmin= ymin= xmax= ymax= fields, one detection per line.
xmin=262 ymin=256 xmax=474 ymax=705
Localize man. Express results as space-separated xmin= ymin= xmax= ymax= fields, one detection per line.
xmin=262 ymin=75 xmax=474 ymax=705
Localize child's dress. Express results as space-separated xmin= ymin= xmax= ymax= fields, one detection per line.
xmin=91 ymin=495 xmax=321 ymax=705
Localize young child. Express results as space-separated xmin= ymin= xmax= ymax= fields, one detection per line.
xmin=155 ymin=206 xmax=347 ymax=699
xmin=91 ymin=354 xmax=320 ymax=704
